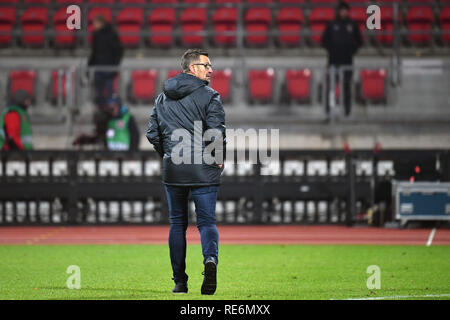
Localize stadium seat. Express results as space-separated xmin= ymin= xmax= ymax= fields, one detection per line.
xmin=359 ymin=69 xmax=387 ymax=103
xmin=0 ymin=8 xmax=15 ymax=47
xmin=129 ymin=70 xmax=158 ymax=103
xmin=182 ymin=0 xmax=210 ymax=3
xmin=117 ymin=8 xmax=144 ymax=47
xmin=148 ymin=8 xmax=176 ymax=47
xmin=87 ymin=0 xmax=116 ymax=4
xmin=308 ymin=7 xmax=334 ymax=45
xmin=9 ymin=70 xmax=37 ymax=100
xmin=212 ymin=7 xmax=237 ymax=46
xmin=440 ymin=6 xmax=450 ymax=43
xmin=180 ymin=8 xmax=207 ymax=46
xmin=406 ymin=6 xmax=434 ymax=45
xmin=285 ymin=69 xmax=311 ymax=102
xmin=55 ymin=0 xmax=84 ymax=3
xmin=376 ymin=6 xmax=402 ymax=46
xmin=168 ymin=70 xmax=182 ymax=79
xmin=210 ymin=69 xmax=232 ymax=102
xmin=53 ymin=7 xmax=76 ymax=47
xmin=279 ymin=0 xmax=306 ymax=3
xmin=0 ymin=0 xmax=19 ymax=3
xmin=244 ymin=8 xmax=271 ymax=46
xmin=119 ymin=0 xmax=146 ymax=3
xmin=21 ymin=7 xmax=48 ymax=47
xmin=277 ymin=7 xmax=304 ymax=46
xmin=24 ymin=0 xmax=51 ymax=3
xmin=151 ymin=0 xmax=178 ymax=3
xmin=248 ymin=68 xmax=275 ymax=103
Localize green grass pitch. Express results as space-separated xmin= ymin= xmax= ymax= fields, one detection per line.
xmin=0 ymin=244 xmax=449 ymax=300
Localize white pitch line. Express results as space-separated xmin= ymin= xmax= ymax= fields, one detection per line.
xmin=343 ymin=293 xmax=450 ymax=300
xmin=426 ymin=228 xmax=436 ymax=247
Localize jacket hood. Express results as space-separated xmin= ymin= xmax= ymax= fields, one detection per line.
xmin=163 ymin=73 xmax=207 ymax=100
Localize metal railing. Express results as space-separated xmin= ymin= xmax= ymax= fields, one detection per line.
xmin=0 ymin=149 xmax=448 ymax=226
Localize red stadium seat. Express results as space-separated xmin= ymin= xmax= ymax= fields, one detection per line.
xmin=277 ymin=7 xmax=304 ymax=46
xmin=21 ymin=7 xmax=48 ymax=47
xmin=9 ymin=70 xmax=37 ymax=100
xmin=0 ymin=0 xmax=19 ymax=3
xmin=55 ymin=0 xmax=84 ymax=3
xmin=148 ymin=8 xmax=176 ymax=47
xmin=213 ymin=7 xmax=237 ymax=46
xmin=215 ymin=0 xmax=241 ymax=3
xmin=151 ymin=0 xmax=178 ymax=3
xmin=285 ymin=69 xmax=311 ymax=102
xmin=279 ymin=0 xmax=306 ymax=3
xmin=359 ymin=69 xmax=387 ymax=102
xmin=376 ymin=6 xmax=402 ymax=46
xmin=210 ymin=69 xmax=232 ymax=102
xmin=309 ymin=7 xmax=334 ymax=45
xmin=168 ymin=70 xmax=182 ymax=80
xmin=180 ymin=8 xmax=207 ymax=46
xmin=406 ymin=6 xmax=434 ymax=44
xmin=247 ymin=0 xmax=273 ymax=3
xmin=0 ymin=8 xmax=15 ymax=47
xmin=119 ymin=0 xmax=146 ymax=3
xmin=53 ymin=7 xmax=76 ymax=47
xmin=182 ymin=0 xmax=210 ymax=3
xmin=24 ymin=0 xmax=51 ymax=3
xmin=440 ymin=7 xmax=450 ymax=43
xmin=245 ymin=8 xmax=271 ymax=46
xmin=87 ymin=0 xmax=116 ymax=4
xmin=117 ymin=8 xmax=144 ymax=47
xmin=248 ymin=68 xmax=275 ymax=103
xmin=129 ymin=70 xmax=158 ymax=103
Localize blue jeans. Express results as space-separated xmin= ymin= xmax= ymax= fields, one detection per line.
xmin=94 ymin=71 xmax=114 ymax=106
xmin=164 ymin=185 xmax=219 ymax=284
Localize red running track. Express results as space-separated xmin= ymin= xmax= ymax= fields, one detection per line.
xmin=0 ymin=225 xmax=449 ymax=246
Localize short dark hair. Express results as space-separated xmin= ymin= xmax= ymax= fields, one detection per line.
xmin=337 ymin=1 xmax=350 ymax=11
xmin=181 ymin=49 xmax=209 ymax=72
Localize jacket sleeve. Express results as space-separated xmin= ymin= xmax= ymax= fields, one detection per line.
xmin=4 ymin=111 xmax=25 ymax=150
xmin=321 ymin=22 xmax=332 ymax=52
xmin=146 ymin=104 xmax=164 ymax=157
xmin=111 ymin=29 xmax=124 ymax=66
xmin=205 ymin=92 xmax=226 ymax=163
xmin=352 ymin=21 xmax=363 ymax=54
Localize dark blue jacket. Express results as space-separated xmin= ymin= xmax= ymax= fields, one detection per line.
xmin=146 ymin=72 xmax=226 ymax=186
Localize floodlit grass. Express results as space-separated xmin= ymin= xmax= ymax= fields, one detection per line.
xmin=0 ymin=244 xmax=449 ymax=300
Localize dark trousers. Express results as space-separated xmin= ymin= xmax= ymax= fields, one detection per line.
xmin=164 ymin=184 xmax=220 ymax=284
xmin=325 ymin=66 xmax=353 ymax=116
xmin=94 ymin=71 xmax=114 ymax=106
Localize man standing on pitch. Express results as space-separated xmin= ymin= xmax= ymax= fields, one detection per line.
xmin=146 ymin=49 xmax=226 ymax=295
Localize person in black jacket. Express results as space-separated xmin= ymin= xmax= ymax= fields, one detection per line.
xmin=321 ymin=1 xmax=362 ymax=117
xmin=88 ymin=15 xmax=124 ymax=107
xmin=146 ymin=49 xmax=226 ymax=295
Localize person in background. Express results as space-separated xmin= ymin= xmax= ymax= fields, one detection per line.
xmin=88 ymin=14 xmax=124 ymax=107
xmin=321 ymin=1 xmax=362 ymax=117
xmin=73 ymin=96 xmax=140 ymax=151
xmin=0 ymin=89 xmax=33 ymax=150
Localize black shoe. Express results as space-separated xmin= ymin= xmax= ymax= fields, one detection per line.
xmin=172 ymin=282 xmax=188 ymax=294
xmin=201 ymin=260 xmax=217 ymax=295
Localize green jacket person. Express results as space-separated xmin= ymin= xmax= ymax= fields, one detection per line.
xmin=73 ymin=96 xmax=140 ymax=151
xmin=0 ymin=90 xmax=33 ymax=151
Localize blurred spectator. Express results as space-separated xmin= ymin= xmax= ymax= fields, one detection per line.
xmin=0 ymin=90 xmax=33 ymax=150
xmin=73 ymin=96 xmax=140 ymax=151
xmin=88 ymin=15 xmax=124 ymax=107
xmin=321 ymin=1 xmax=362 ymax=117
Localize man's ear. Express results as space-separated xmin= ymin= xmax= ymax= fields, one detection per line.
xmin=189 ymin=64 xmax=196 ymax=74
